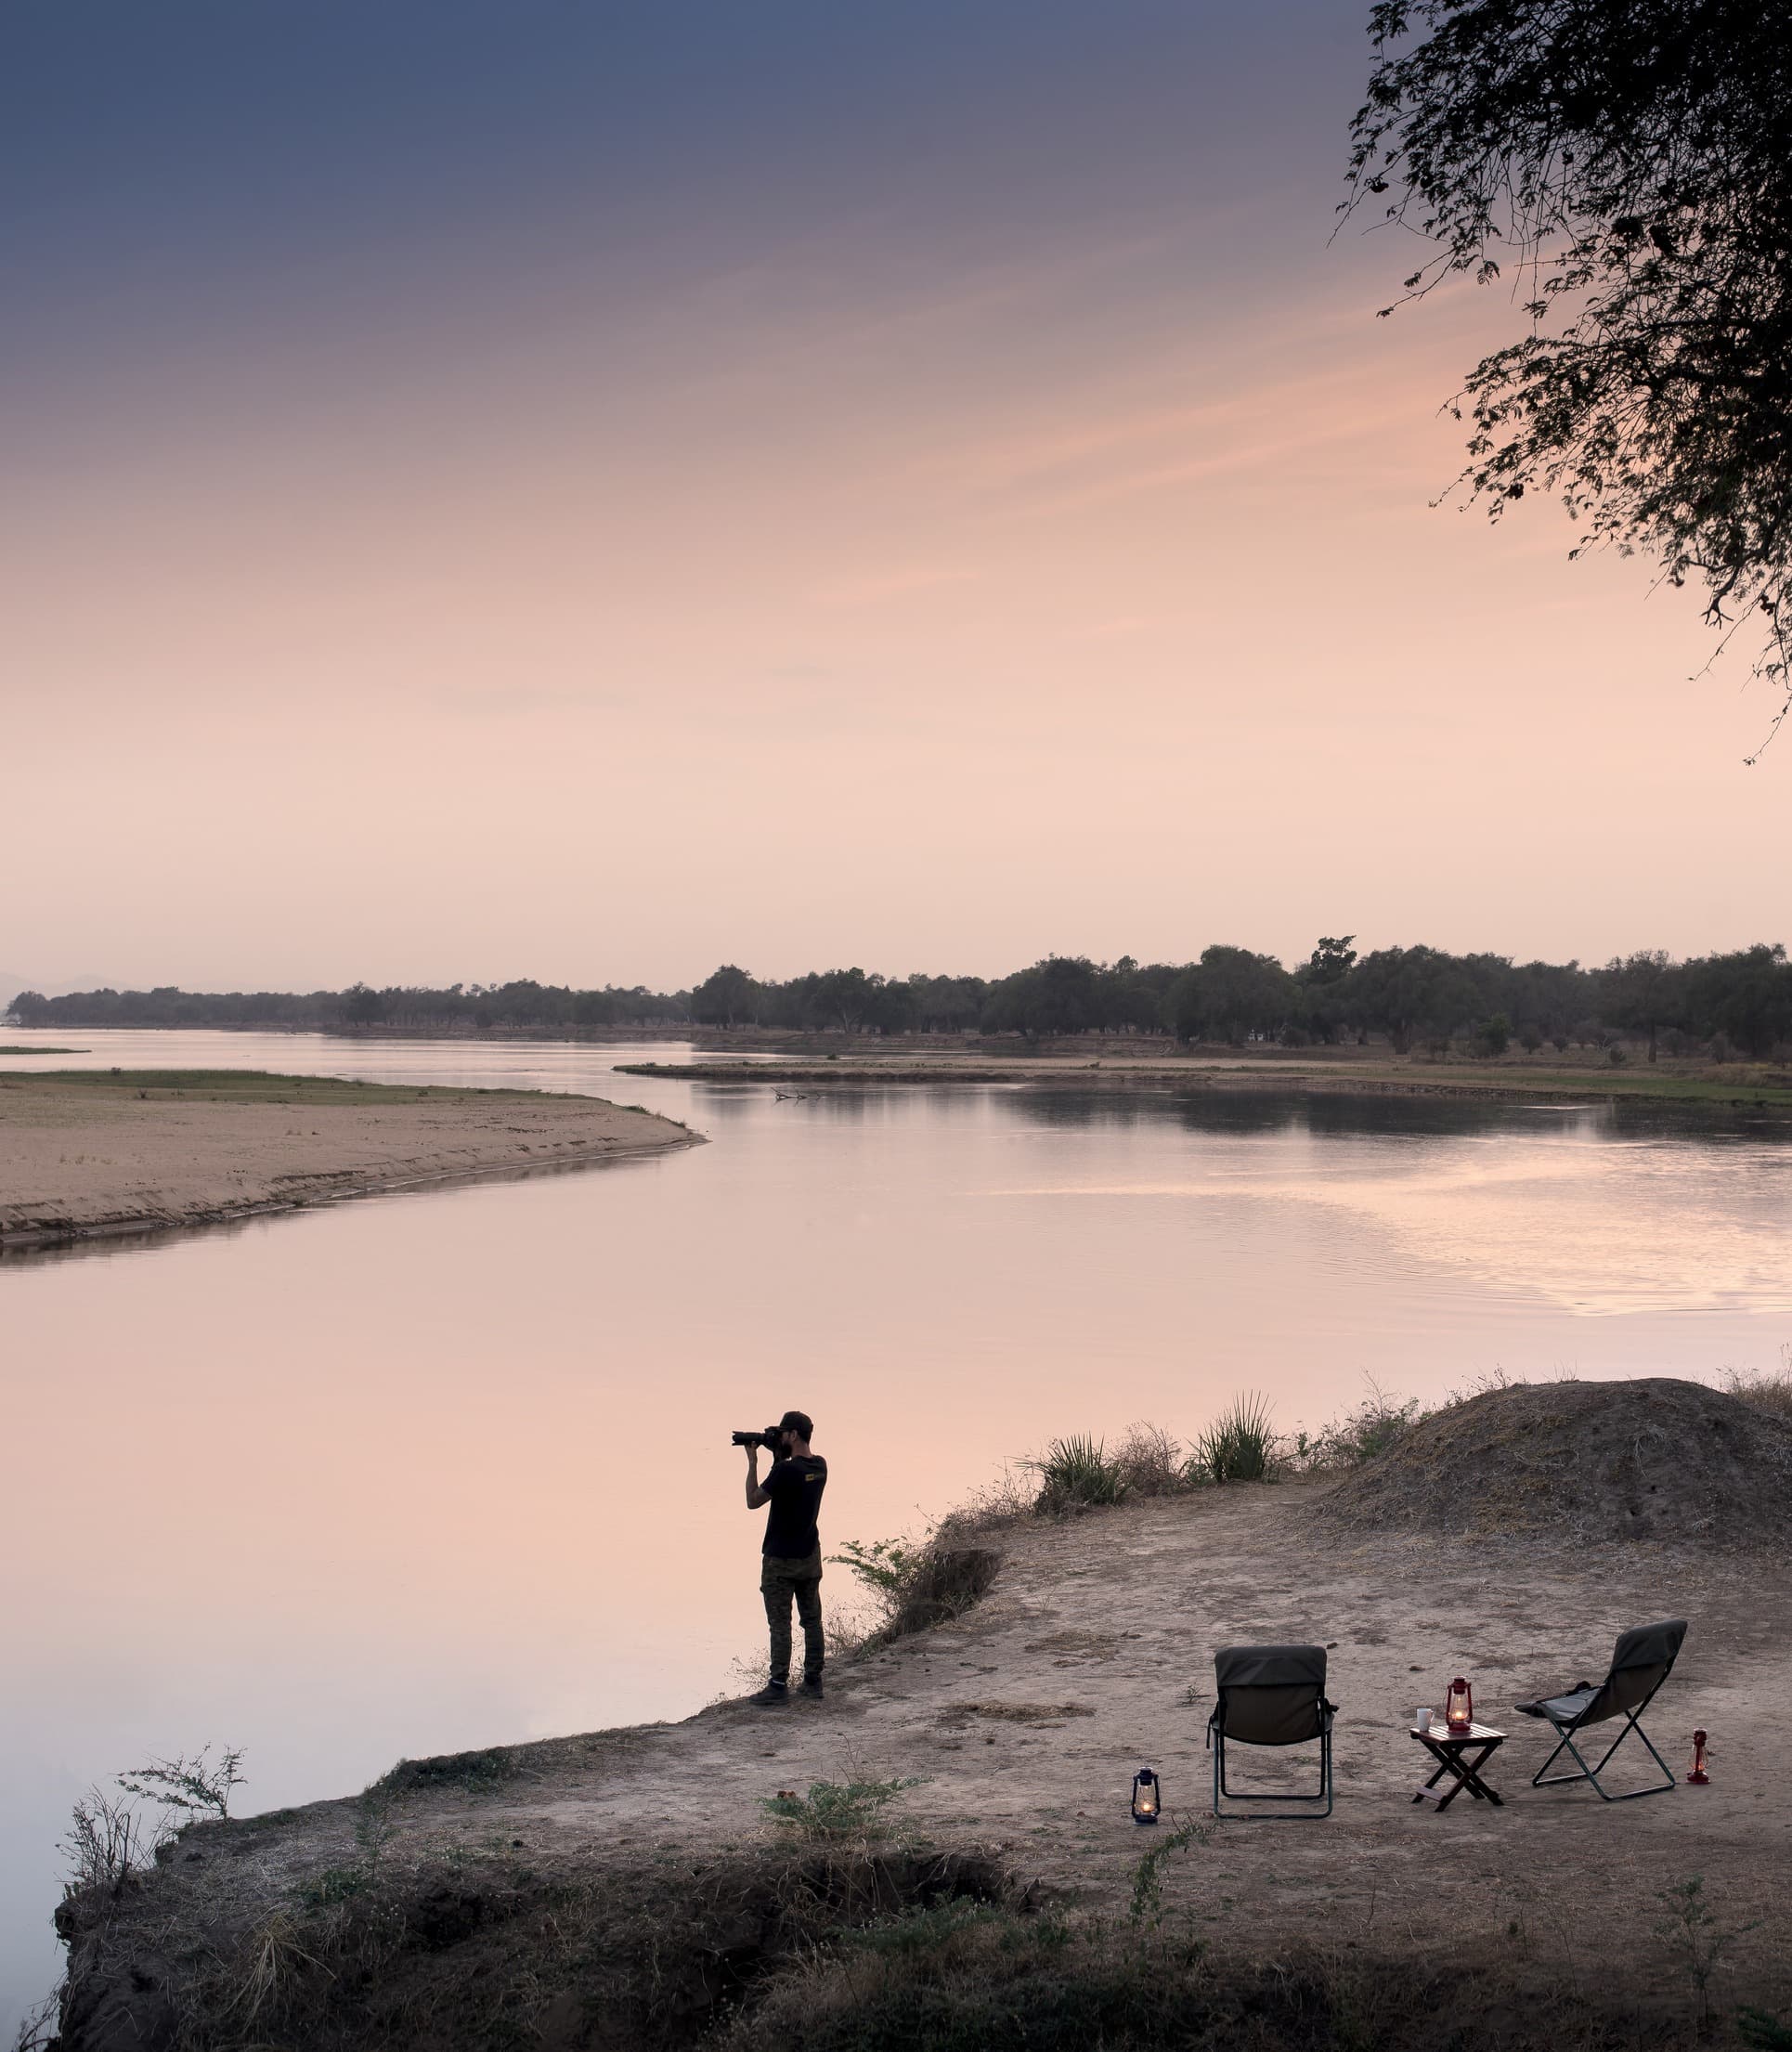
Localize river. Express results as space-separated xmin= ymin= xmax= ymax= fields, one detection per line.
xmin=5 ymin=1027 xmax=1790 ymax=2028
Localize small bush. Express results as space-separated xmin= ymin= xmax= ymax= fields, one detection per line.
xmin=1029 ymin=1435 xmax=1127 ymax=1513
xmin=1111 ymin=1422 xmax=1188 ymax=1498
xmin=831 ymin=1538 xmax=1003 ymax=1645
xmin=1190 ymin=1393 xmax=1276 ymax=1483
xmin=1292 ymin=1383 xmax=1425 ymax=1472
xmin=760 ymin=1779 xmax=924 ymax=1844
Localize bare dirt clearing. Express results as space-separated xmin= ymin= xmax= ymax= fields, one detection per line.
xmin=0 ymin=1071 xmax=697 ymax=1248
xmin=59 ymin=1422 xmax=1792 ymax=2046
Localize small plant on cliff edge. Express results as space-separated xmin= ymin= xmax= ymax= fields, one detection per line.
xmin=58 ymin=1786 xmax=153 ymax=1896
xmin=117 ymin=1745 xmax=246 ymax=1823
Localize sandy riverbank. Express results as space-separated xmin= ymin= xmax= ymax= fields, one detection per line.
xmin=44 ymin=1382 xmax=1792 ymax=2049
xmin=0 ymin=1071 xmax=699 ymax=1250
xmin=620 ymin=1048 xmax=1792 ymax=1111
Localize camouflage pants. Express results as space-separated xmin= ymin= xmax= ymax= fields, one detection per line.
xmin=760 ymin=1549 xmax=824 ymax=1685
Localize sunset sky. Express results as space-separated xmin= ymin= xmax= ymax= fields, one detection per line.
xmin=5 ymin=1 xmax=1782 ymax=993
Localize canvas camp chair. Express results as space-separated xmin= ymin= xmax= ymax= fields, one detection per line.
xmin=1513 ymin=1619 xmax=1687 ymax=1802
xmin=1206 ymin=1644 xmax=1335 ymax=1819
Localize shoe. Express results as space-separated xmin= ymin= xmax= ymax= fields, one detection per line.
xmin=799 ymin=1676 xmax=825 ymax=1701
xmin=748 ymin=1682 xmax=788 ymax=1707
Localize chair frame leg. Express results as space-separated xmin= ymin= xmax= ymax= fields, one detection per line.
xmin=1211 ymin=1727 xmax=1333 ymax=1820
xmin=1532 ymin=1708 xmax=1676 ymax=1801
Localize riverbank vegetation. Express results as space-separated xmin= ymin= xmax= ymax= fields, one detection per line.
xmin=15 ymin=937 xmax=1792 ymax=1062
xmin=832 ymin=1367 xmax=1792 ymax=1639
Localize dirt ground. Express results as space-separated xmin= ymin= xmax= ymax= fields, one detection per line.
xmin=0 ymin=1072 xmax=698 ymax=1248
xmin=150 ymin=1481 xmax=1792 ymax=2024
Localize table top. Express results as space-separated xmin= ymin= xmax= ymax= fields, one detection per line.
xmin=1411 ymin=1721 xmax=1506 ymax=1743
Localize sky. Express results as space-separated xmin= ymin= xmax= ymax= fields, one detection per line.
xmin=3 ymin=0 xmax=1783 ymax=994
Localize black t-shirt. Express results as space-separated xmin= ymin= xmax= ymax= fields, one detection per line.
xmin=762 ymin=1454 xmax=827 ymax=1558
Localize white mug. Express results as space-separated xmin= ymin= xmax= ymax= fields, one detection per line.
xmin=1417 ymin=1707 xmax=1434 ymax=1730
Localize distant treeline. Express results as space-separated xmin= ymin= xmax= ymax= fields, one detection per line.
xmin=6 ymin=981 xmax=690 ymax=1033
xmin=11 ymin=940 xmax=1792 ymax=1058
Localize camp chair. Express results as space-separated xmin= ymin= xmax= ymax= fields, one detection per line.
xmin=1206 ymin=1644 xmax=1335 ymax=1819
xmin=1513 ymin=1619 xmax=1687 ymax=1802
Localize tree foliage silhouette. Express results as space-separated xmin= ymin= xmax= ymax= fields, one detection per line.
xmin=1345 ymin=1 xmax=1792 ymax=752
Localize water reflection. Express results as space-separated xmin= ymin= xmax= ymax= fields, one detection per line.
xmin=3 ymin=1030 xmax=1792 ymax=2033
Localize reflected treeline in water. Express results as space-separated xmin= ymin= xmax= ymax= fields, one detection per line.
xmin=997 ymin=1085 xmax=1792 ymax=1149
xmin=695 ymin=1076 xmax=1792 ymax=1148
xmin=998 ymin=1086 xmax=1559 ymax=1142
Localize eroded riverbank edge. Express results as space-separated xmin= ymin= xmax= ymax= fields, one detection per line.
xmin=0 ymin=1071 xmax=703 ymax=1252
xmin=41 ymin=1443 xmax=1792 ymax=2050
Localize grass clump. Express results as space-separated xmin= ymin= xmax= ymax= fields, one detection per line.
xmin=372 ymin=1747 xmax=519 ymax=1796
xmin=1029 ymin=1435 xmax=1127 ymax=1513
xmin=1722 ymin=1357 xmax=1792 ymax=1422
xmin=1189 ymin=1392 xmax=1277 ymax=1483
xmin=760 ymin=1779 xmax=925 ymax=1844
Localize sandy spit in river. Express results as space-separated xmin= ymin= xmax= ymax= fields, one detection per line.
xmin=0 ymin=1071 xmax=699 ymax=1248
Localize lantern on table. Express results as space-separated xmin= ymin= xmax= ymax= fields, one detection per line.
xmin=1687 ymin=1730 xmax=1709 ymax=1785
xmin=1445 ymin=1677 xmax=1474 ymax=1734
xmin=1131 ymin=1767 xmax=1161 ymax=1825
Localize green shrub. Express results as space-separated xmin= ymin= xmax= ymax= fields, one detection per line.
xmin=1292 ymin=1385 xmax=1424 ymax=1471
xmin=831 ymin=1539 xmax=1002 ymax=1642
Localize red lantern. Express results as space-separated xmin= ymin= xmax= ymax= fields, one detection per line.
xmin=1445 ymin=1677 xmax=1474 ymax=1734
xmin=1687 ymin=1731 xmax=1709 ymax=1785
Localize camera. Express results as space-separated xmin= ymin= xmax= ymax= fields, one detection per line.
xmin=731 ymin=1426 xmax=786 ymax=1452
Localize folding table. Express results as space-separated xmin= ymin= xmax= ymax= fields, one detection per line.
xmin=1410 ymin=1721 xmax=1506 ymax=1811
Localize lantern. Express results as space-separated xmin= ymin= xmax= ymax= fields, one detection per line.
xmin=1445 ymin=1677 xmax=1474 ymax=1734
xmin=1131 ymin=1767 xmax=1161 ymax=1825
xmin=1687 ymin=1731 xmax=1709 ymax=1785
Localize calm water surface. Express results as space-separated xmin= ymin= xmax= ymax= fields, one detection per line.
xmin=5 ymin=1028 xmax=1791 ymax=2023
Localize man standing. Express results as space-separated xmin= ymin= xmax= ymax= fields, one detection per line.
xmin=745 ymin=1409 xmax=826 ymax=1706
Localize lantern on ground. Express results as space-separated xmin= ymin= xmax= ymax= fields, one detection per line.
xmin=1687 ymin=1731 xmax=1709 ymax=1785
xmin=1445 ymin=1677 xmax=1474 ymax=1734
xmin=1131 ymin=1767 xmax=1161 ymax=1825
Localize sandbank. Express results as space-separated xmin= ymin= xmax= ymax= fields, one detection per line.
xmin=0 ymin=1070 xmax=699 ymax=1250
